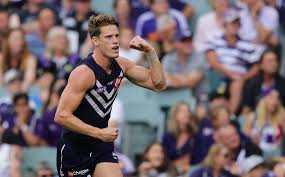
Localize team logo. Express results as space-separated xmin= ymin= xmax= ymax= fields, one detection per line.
xmin=96 ymin=86 xmax=107 ymax=93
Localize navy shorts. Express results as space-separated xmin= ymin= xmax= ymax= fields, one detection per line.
xmin=56 ymin=142 xmax=118 ymax=177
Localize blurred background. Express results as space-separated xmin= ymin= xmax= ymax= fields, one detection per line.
xmin=1 ymin=0 xmax=285 ymax=177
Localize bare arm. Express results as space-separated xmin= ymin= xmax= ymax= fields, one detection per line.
xmin=118 ymin=36 xmax=166 ymax=92
xmin=206 ymin=50 xmax=233 ymax=78
xmin=166 ymin=71 xmax=203 ymax=88
xmin=54 ymin=65 xmax=118 ymax=142
xmin=10 ymin=145 xmax=22 ymax=177
xmin=243 ymin=64 xmax=259 ymax=81
xmin=19 ymin=126 xmax=47 ymax=146
xmin=23 ymin=55 xmax=37 ymax=90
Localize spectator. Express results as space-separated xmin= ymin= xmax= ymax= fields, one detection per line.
xmin=239 ymin=0 xmax=279 ymax=46
xmin=191 ymin=104 xmax=247 ymax=165
xmin=11 ymin=93 xmax=47 ymax=147
xmin=0 ymin=70 xmax=23 ymax=128
xmin=162 ymin=101 xmax=196 ymax=174
xmin=135 ymin=0 xmax=190 ymax=41
xmin=241 ymin=49 xmax=285 ymax=114
xmin=26 ymin=6 xmax=56 ymax=56
xmin=0 ymin=127 xmax=22 ymax=177
xmin=194 ymin=0 xmax=230 ymax=52
xmin=119 ymin=27 xmax=143 ymax=64
xmin=15 ymin=0 xmax=46 ymax=32
xmin=205 ymin=9 xmax=265 ymax=113
xmin=190 ymin=144 xmax=237 ymax=177
xmin=168 ymin=0 xmax=194 ymax=21
xmin=215 ymin=124 xmax=263 ymax=173
xmin=0 ymin=28 xmax=37 ymax=91
xmin=34 ymin=81 xmax=64 ymax=147
xmin=33 ymin=162 xmax=54 ymax=177
xmin=114 ymin=0 xmax=134 ymax=29
xmin=54 ymin=0 xmax=74 ymax=20
xmin=243 ymin=90 xmax=285 ymax=158
xmin=37 ymin=26 xmax=81 ymax=81
xmin=0 ymin=6 xmax=9 ymax=57
xmin=62 ymin=0 xmax=98 ymax=49
xmin=191 ymin=90 xmax=230 ymax=165
xmin=240 ymin=155 xmax=268 ymax=177
xmin=130 ymin=0 xmax=150 ymax=24
xmin=138 ymin=142 xmax=179 ymax=177
xmin=156 ymin=14 xmax=177 ymax=55
xmin=162 ymin=34 xmax=208 ymax=98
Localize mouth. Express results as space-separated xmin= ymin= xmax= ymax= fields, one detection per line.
xmin=112 ymin=46 xmax=119 ymax=50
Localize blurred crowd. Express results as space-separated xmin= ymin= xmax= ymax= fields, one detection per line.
xmin=0 ymin=0 xmax=285 ymax=177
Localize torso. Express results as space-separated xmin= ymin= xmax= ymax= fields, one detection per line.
xmin=62 ymin=53 xmax=124 ymax=150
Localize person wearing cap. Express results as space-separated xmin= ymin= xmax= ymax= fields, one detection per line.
xmin=0 ymin=69 xmax=23 ymax=130
xmin=162 ymin=33 xmax=209 ymax=99
xmin=205 ymin=9 xmax=265 ymax=114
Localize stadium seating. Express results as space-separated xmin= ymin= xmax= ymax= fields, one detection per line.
xmin=21 ymin=147 xmax=57 ymax=177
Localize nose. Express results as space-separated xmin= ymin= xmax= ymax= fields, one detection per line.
xmin=112 ymin=35 xmax=119 ymax=44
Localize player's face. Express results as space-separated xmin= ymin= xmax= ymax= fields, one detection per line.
xmin=96 ymin=25 xmax=120 ymax=59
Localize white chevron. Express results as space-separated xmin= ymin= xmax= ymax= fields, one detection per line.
xmin=95 ymin=80 xmax=116 ymax=99
xmin=90 ymin=89 xmax=118 ymax=109
xmin=85 ymin=94 xmax=113 ymax=118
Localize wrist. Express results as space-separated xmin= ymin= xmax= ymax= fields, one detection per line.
xmin=92 ymin=127 xmax=102 ymax=139
xmin=20 ymin=124 xmax=28 ymax=133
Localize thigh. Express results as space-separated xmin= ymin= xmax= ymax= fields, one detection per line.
xmin=93 ymin=162 xmax=123 ymax=177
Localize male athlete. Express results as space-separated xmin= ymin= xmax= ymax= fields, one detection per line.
xmin=55 ymin=14 xmax=166 ymax=177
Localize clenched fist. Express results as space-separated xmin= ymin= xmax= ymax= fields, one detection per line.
xmin=130 ymin=35 xmax=154 ymax=53
xmin=98 ymin=127 xmax=118 ymax=142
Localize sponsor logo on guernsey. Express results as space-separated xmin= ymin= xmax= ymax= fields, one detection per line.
xmin=68 ymin=169 xmax=89 ymax=176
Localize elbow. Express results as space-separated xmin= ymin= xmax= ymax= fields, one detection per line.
xmin=54 ymin=110 xmax=66 ymax=126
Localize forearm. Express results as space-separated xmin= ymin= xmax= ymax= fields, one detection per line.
xmin=146 ymin=50 xmax=166 ymax=90
xmin=10 ymin=146 xmax=21 ymax=177
xmin=244 ymin=65 xmax=259 ymax=80
xmin=55 ymin=111 xmax=101 ymax=139
xmin=255 ymin=21 xmax=271 ymax=43
xmin=20 ymin=128 xmax=47 ymax=146
xmin=186 ymin=72 xmax=203 ymax=88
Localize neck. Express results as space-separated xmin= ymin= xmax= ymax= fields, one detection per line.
xmin=93 ymin=50 xmax=112 ymax=72
xmin=27 ymin=2 xmax=39 ymax=13
xmin=212 ymin=167 xmax=221 ymax=177
xmin=39 ymin=29 xmax=48 ymax=41
xmin=177 ymin=52 xmax=188 ymax=64
xmin=54 ymin=50 xmax=65 ymax=58
xmin=76 ymin=12 xmax=87 ymax=22
xmin=225 ymin=33 xmax=237 ymax=45
xmin=263 ymin=74 xmax=274 ymax=86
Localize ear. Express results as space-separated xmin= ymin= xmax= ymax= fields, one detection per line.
xmin=92 ymin=36 xmax=99 ymax=47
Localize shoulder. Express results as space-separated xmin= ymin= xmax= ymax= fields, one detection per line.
xmin=115 ymin=57 xmax=135 ymax=73
xmin=68 ymin=65 xmax=95 ymax=91
xmin=261 ymin=5 xmax=278 ymax=17
xmin=137 ymin=11 xmax=155 ymax=23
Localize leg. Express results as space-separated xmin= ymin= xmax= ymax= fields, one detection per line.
xmin=93 ymin=162 xmax=123 ymax=177
xmin=229 ymin=79 xmax=244 ymax=113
